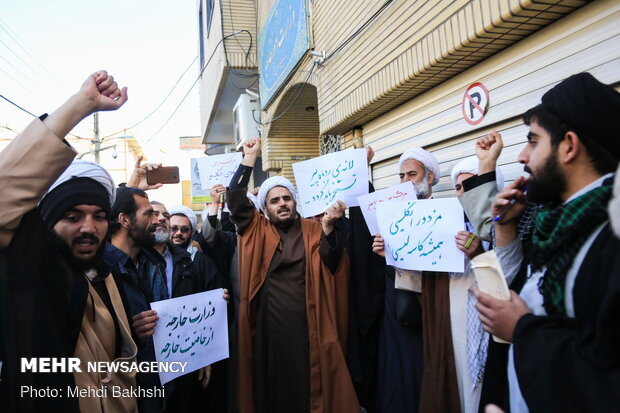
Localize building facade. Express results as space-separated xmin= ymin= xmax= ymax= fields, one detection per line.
xmin=198 ymin=0 xmax=620 ymax=193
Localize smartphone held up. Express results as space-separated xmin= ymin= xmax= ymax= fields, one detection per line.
xmin=146 ymin=166 xmax=180 ymax=185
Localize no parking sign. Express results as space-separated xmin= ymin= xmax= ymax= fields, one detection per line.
xmin=462 ymin=82 xmax=489 ymax=125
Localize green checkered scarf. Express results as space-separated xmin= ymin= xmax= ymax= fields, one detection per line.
xmin=530 ymin=178 xmax=613 ymax=316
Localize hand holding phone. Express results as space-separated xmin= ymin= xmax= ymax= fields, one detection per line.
xmin=146 ymin=166 xmax=180 ymax=185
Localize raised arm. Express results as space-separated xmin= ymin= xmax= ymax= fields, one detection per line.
xmin=0 ymin=71 xmax=127 ymax=248
xmin=319 ymin=200 xmax=346 ymax=273
xmin=43 ymin=71 xmax=127 ymax=138
xmin=458 ymin=130 xmax=504 ymax=241
xmin=203 ymin=184 xmax=226 ymax=245
xmin=226 ymin=139 xmax=261 ymax=234
xmin=126 ymin=156 xmax=163 ymax=190
xmin=476 ymin=130 xmax=503 ymax=174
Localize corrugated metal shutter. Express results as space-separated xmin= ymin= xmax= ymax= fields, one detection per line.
xmin=364 ymin=0 xmax=620 ymax=197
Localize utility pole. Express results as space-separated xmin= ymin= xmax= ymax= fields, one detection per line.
xmin=93 ymin=112 xmax=100 ymax=163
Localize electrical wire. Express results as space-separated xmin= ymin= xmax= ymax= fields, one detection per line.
xmin=221 ymin=1 xmax=391 ymax=127
xmin=0 ymin=93 xmax=90 ymax=140
xmin=100 ymin=56 xmax=198 ymax=140
xmin=0 ymin=37 xmax=63 ymax=103
xmin=0 ymin=124 xmax=20 ymax=134
xmin=0 ymin=18 xmax=68 ymax=90
xmin=226 ymin=0 xmax=257 ymax=67
xmin=322 ymin=0 xmax=394 ymax=65
xmin=0 ymin=65 xmax=38 ymax=98
xmin=218 ymin=0 xmax=258 ymax=77
xmin=1 ymin=92 xmax=36 ymax=117
xmin=144 ymin=31 xmax=247 ymax=144
xmin=252 ymin=62 xmax=317 ymax=126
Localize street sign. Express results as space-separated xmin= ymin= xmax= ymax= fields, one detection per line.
xmin=462 ymin=82 xmax=489 ymax=125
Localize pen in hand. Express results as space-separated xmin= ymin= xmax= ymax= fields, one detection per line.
xmin=493 ymin=186 xmax=527 ymax=222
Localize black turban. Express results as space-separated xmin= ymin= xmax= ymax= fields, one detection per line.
xmin=541 ymin=72 xmax=620 ymax=160
xmin=39 ymin=177 xmax=111 ymax=229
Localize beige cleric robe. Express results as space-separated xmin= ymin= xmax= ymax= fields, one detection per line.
xmin=0 ymin=118 xmax=138 ymax=412
xmin=73 ymin=275 xmax=138 ymax=413
xmin=236 ymin=209 xmax=359 ymax=413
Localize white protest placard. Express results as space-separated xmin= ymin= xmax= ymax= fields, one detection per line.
xmin=292 ymin=148 xmax=368 ymax=217
xmin=357 ymin=182 xmax=418 ymax=235
xmin=376 ymin=198 xmax=465 ymax=273
xmin=150 ymin=289 xmax=229 ymax=385
xmin=196 ymin=153 xmax=243 ymax=190
xmin=190 ymin=158 xmax=212 ymax=203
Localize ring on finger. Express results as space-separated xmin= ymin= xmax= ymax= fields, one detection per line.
xmin=464 ymin=233 xmax=477 ymax=249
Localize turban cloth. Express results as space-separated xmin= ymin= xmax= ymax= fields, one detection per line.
xmin=399 ymin=147 xmax=441 ymax=185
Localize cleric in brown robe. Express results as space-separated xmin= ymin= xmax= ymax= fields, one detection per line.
xmin=226 ymin=138 xmax=360 ymax=413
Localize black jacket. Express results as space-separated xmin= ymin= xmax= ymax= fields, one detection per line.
xmin=0 ymin=209 xmax=126 ymax=413
xmin=162 ymin=243 xmax=223 ymax=297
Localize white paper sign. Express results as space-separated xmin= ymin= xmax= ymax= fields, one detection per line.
xmin=190 ymin=158 xmax=212 ymax=203
xmin=197 ymin=153 xmax=243 ymax=190
xmin=150 ymin=289 xmax=229 ymax=385
xmin=292 ymin=148 xmax=369 ymax=217
xmin=357 ymin=182 xmax=418 ymax=235
xmin=376 ymin=198 xmax=465 ymax=273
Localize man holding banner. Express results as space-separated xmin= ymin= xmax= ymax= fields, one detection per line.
xmin=373 ymin=147 xmax=461 ymax=413
xmin=226 ymin=139 xmax=359 ymax=413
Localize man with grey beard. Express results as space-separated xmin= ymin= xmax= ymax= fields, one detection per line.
xmin=150 ymin=201 xmax=174 ymax=295
xmin=142 ymin=200 xmax=225 ymax=412
xmin=105 ymin=193 xmax=223 ymax=412
xmin=373 ymin=147 xmax=463 ymax=413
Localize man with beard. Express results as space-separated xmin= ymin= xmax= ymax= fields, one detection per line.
xmin=168 ymin=205 xmax=200 ymax=257
xmin=149 ymin=202 xmax=223 ymax=303
xmin=104 ymin=186 xmax=167 ymax=413
xmin=150 ymin=201 xmax=175 ymax=297
xmin=141 ymin=200 xmax=226 ymax=412
xmin=474 ymin=73 xmax=620 ymax=412
xmin=373 ymin=147 xmax=462 ymax=413
xmin=227 ymin=138 xmax=359 ymax=413
xmin=166 ymin=205 xmax=225 ymax=307
xmin=0 ymin=71 xmax=136 ymax=413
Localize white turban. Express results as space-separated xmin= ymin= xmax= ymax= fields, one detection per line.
xmin=168 ymin=205 xmax=198 ymax=231
xmin=46 ymin=159 xmax=116 ymax=205
xmin=609 ymin=163 xmax=620 ymax=237
xmin=450 ymin=156 xmax=505 ymax=191
xmin=257 ymin=176 xmax=297 ymax=211
xmin=399 ymin=148 xmax=440 ymax=186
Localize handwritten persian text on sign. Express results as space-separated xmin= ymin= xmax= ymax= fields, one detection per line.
xmin=150 ymin=289 xmax=229 ymax=385
xmin=196 ymin=153 xmax=243 ymax=190
xmin=376 ymin=198 xmax=465 ymax=272
xmin=292 ymin=149 xmax=369 ymax=217
xmin=357 ymin=182 xmax=418 ymax=235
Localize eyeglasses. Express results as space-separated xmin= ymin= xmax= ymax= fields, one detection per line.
xmin=171 ymin=226 xmax=191 ymax=233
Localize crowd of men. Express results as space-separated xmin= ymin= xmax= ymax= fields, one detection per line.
xmin=0 ymin=69 xmax=618 ymax=413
